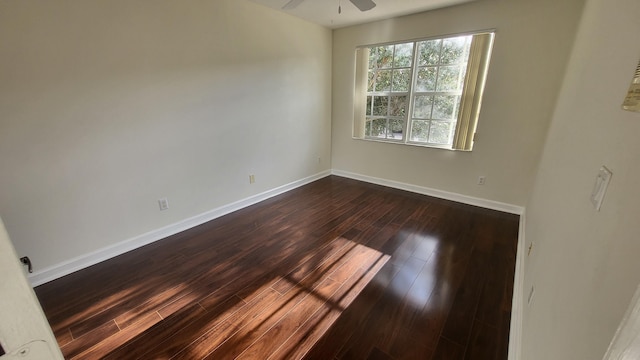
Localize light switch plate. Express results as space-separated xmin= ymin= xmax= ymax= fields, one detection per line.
xmin=590 ymin=166 xmax=612 ymax=211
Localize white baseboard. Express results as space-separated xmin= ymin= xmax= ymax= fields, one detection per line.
xmin=331 ymin=169 xmax=524 ymax=215
xmin=29 ymin=168 xmax=526 ymax=358
xmin=508 ymin=211 xmax=526 ymax=360
xmin=29 ymin=170 xmax=332 ymax=286
xmin=30 ymin=169 xmax=525 ymax=288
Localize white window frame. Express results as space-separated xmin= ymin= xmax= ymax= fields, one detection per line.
xmin=353 ymin=31 xmax=495 ymax=151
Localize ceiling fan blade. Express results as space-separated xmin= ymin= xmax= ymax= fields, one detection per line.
xmin=282 ymin=0 xmax=305 ymax=10
xmin=349 ymin=0 xmax=376 ymax=11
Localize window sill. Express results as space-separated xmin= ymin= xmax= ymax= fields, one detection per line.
xmin=353 ymin=136 xmax=471 ymax=152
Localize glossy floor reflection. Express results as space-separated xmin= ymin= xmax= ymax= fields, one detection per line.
xmin=35 ymin=176 xmax=519 ymax=359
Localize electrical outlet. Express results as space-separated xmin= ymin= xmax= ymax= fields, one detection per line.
xmin=249 ymin=174 xmax=255 ymax=184
xmin=477 ymin=176 xmax=486 ymax=185
xmin=317 ymin=157 xmax=321 ymax=164
xmin=158 ymin=198 xmax=169 ymax=211
xmin=590 ymin=166 xmax=612 ymax=211
xmin=527 ymin=286 xmax=535 ymax=306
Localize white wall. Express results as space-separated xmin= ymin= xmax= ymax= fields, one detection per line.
xmin=331 ymin=0 xmax=585 ymax=206
xmin=0 ymin=1 xmax=332 ymax=275
xmin=522 ymin=0 xmax=640 ymax=358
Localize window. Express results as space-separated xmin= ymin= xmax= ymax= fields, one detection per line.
xmin=353 ymin=32 xmax=494 ymax=151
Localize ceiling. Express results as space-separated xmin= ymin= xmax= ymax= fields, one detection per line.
xmin=249 ymin=0 xmax=476 ymax=29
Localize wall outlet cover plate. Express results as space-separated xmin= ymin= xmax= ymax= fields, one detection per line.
xmin=590 ymin=166 xmax=612 ymax=211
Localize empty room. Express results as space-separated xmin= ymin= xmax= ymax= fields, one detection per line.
xmin=1 ymin=0 xmax=640 ymax=359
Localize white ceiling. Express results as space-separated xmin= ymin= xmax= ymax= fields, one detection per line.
xmin=249 ymin=0 xmax=476 ymax=29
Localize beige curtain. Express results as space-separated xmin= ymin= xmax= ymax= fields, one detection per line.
xmin=353 ymin=47 xmax=370 ymax=138
xmin=452 ymin=33 xmax=494 ymax=151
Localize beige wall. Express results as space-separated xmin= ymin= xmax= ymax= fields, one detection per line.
xmin=331 ymin=0 xmax=585 ymax=206
xmin=522 ymin=0 xmax=640 ymax=358
xmin=3 ymin=0 xmax=638 ymax=357
xmin=0 ymin=1 xmax=332 ymax=272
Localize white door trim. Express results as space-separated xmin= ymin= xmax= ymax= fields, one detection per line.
xmin=0 ymin=218 xmax=63 ymax=359
xmin=603 ymin=282 xmax=640 ymax=360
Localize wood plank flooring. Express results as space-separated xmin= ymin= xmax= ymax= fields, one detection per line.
xmin=35 ymin=176 xmax=519 ymax=359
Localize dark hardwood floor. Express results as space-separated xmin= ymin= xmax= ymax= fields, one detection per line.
xmin=35 ymin=176 xmax=519 ymax=360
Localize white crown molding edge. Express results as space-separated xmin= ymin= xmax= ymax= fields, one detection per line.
xmin=330 ymin=169 xmax=524 ymax=215
xmin=28 ymin=170 xmax=332 ymax=286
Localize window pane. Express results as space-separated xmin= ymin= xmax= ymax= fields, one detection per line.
xmin=394 ymin=43 xmax=414 ymax=68
xmin=413 ymin=95 xmax=433 ymax=119
xmin=418 ymin=39 xmax=441 ymax=66
xmin=357 ymin=32 xmax=494 ymax=150
xmin=374 ymin=70 xmax=391 ymax=91
xmin=371 ymin=118 xmax=387 ymax=138
xmin=392 ymin=69 xmax=411 ymax=92
xmin=370 ymin=45 xmax=394 ymax=69
xmin=389 ymin=95 xmax=408 ymax=116
xmin=368 ymin=48 xmax=375 ymax=69
xmin=389 ymin=119 xmax=404 ymax=139
xmin=416 ymin=67 xmax=437 ymax=92
xmin=410 ymin=120 xmax=430 ymax=142
xmin=373 ymin=96 xmax=388 ymax=116
xmin=367 ymin=71 xmax=374 ymax=92
xmin=429 ymin=121 xmax=453 ymax=144
xmin=436 ymin=65 xmax=463 ymax=92
xmin=441 ymin=36 xmax=470 ymax=65
xmin=432 ymin=95 xmax=458 ymax=120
